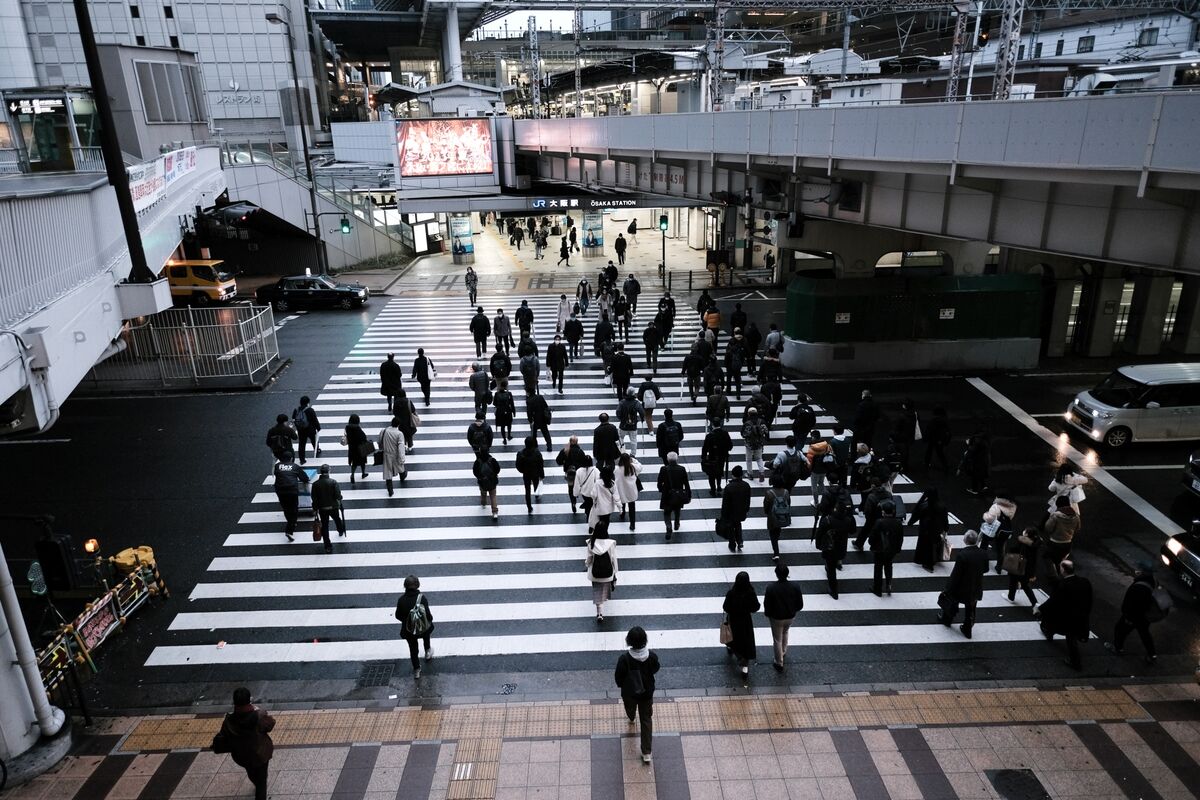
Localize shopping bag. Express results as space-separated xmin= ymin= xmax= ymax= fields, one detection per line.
xmin=312 ymin=518 xmax=322 ymax=542
xmin=719 ymin=616 xmax=733 ymax=645
xmin=940 ymin=534 xmax=953 ymax=562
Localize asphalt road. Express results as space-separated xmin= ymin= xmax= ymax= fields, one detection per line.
xmin=2 ymin=289 xmax=1197 ymax=714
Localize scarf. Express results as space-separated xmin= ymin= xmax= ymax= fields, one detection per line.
xmin=628 ymin=646 xmax=649 ymax=662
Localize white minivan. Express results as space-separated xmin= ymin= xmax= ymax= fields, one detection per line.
xmin=1066 ymin=363 xmax=1200 ymax=448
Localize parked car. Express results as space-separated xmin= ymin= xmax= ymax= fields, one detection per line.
xmin=1065 ymin=363 xmax=1200 ymax=448
xmin=255 ymin=275 xmax=369 ymax=311
xmin=1161 ymin=521 xmax=1200 ymax=598
xmin=160 ymin=259 xmax=238 ymax=305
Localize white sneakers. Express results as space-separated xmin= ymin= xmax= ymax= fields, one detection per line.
xmin=642 ymin=753 xmax=652 ymax=764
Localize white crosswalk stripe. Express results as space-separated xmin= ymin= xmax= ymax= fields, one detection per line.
xmin=147 ymin=294 xmax=1044 ymax=669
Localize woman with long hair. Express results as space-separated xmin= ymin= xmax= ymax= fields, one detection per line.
xmin=615 ymin=451 xmax=643 ymax=531
xmin=722 ymin=571 xmax=760 ymax=679
xmin=909 ymin=488 xmax=949 ymax=571
xmin=344 ymin=414 xmax=369 ymax=485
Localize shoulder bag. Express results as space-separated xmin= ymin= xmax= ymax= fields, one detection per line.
xmin=719 ymin=614 xmax=733 ymax=645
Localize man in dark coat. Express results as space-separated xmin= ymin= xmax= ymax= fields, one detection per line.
xmin=1105 ymin=570 xmax=1160 ymax=664
xmin=1038 ymin=560 xmax=1093 ymax=669
xmin=593 ymin=412 xmax=621 ymax=468
xmin=564 ymin=313 xmax=585 ymax=361
xmin=489 ymin=348 xmax=512 ymax=384
xmin=763 ymin=563 xmax=804 ymax=671
xmin=853 ymin=389 xmax=880 ymax=448
xmin=938 ymin=529 xmax=989 ymax=638
xmin=656 ymin=451 xmax=690 ymax=539
xmin=614 ymin=233 xmax=628 ymax=265
xmin=729 ymin=303 xmax=748 ymax=336
xmin=614 ymin=626 xmax=660 ymax=763
xmin=310 ymin=465 xmax=344 ymax=553
xmin=610 ymin=344 xmax=634 ymax=399
xmin=655 ymin=408 xmax=684 ymax=466
xmin=527 ymin=391 xmax=553 ymax=451
xmin=743 ymin=321 xmax=763 ymax=374
xmin=265 ymin=413 xmax=297 ymax=460
xmin=515 ymin=300 xmax=535 ymax=338
xmin=720 ymin=465 xmax=752 ymax=552
xmin=789 ymin=396 xmax=817 ymax=441
xmin=468 ymin=362 xmax=491 ymax=416
xmin=642 ymin=321 xmax=661 ymax=373
xmin=410 ymin=348 xmax=435 ymax=406
xmin=556 ymin=437 xmax=590 ymax=513
xmin=623 ymin=273 xmax=641 ymax=313
xmin=273 ymin=453 xmax=309 ymax=542
xmin=379 ymin=353 xmax=404 ymax=412
xmin=870 ymin=500 xmax=904 ymax=597
xmin=594 ymin=313 xmax=615 ymax=359
xmin=681 ymin=350 xmax=705 ymax=402
xmin=215 ymin=688 xmax=276 ymax=800
xmin=469 ymin=307 xmax=491 ymax=358
xmin=547 ymin=334 xmax=569 ymax=394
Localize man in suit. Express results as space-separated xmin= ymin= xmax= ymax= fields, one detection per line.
xmin=1037 ymin=560 xmax=1093 ymax=669
xmin=938 ymin=529 xmax=990 ymax=638
xmin=870 ymin=500 xmax=905 ymax=597
xmin=720 ymin=466 xmax=752 ymax=552
xmin=592 ymin=412 xmax=621 ymax=469
xmin=469 ymin=307 xmax=491 ymax=358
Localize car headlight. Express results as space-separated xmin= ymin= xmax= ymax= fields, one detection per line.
xmin=1162 ymin=554 xmax=1171 ymax=566
xmin=1091 ymin=429 xmax=1102 ymax=439
xmin=1167 ymin=538 xmax=1184 ymax=555
xmin=1096 ymin=411 xmax=1114 ymax=419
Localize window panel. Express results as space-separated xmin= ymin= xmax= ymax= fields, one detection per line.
xmin=136 ymin=60 xmax=161 ymax=121
xmin=1076 ymin=36 xmax=1095 ymax=53
xmin=151 ymin=62 xmax=177 ymax=121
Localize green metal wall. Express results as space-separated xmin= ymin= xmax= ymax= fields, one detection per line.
xmin=785 ymin=275 xmax=1043 ymax=343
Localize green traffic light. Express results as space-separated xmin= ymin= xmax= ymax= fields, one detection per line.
xmin=340 ymin=217 xmax=351 ymax=234
xmin=658 ymin=214 xmax=668 ymax=231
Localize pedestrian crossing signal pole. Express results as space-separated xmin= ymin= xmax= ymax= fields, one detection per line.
xmin=659 ymin=213 xmax=669 ymax=284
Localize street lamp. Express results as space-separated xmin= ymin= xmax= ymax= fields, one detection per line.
xmin=266 ymin=10 xmax=328 ymax=274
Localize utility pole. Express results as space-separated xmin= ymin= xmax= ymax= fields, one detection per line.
xmin=945 ymin=2 xmax=971 ymax=100
xmin=528 ymin=15 xmax=542 ymax=118
xmin=964 ymin=4 xmax=984 ymax=100
xmin=839 ymin=10 xmax=852 ymax=81
xmin=708 ymin=1 xmax=727 ymax=111
xmin=71 ymin=0 xmax=154 ymax=283
xmin=573 ymin=4 xmax=582 ymax=117
xmin=993 ymin=0 xmax=1025 ymax=99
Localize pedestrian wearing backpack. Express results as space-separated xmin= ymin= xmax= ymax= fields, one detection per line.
xmin=742 ymin=408 xmax=769 ymax=483
xmin=211 ymin=688 xmax=276 ymax=800
xmin=519 ymin=351 xmax=540 ymax=397
xmin=610 ymin=344 xmax=634 ymax=399
xmin=617 ymin=388 xmax=644 ymax=456
xmin=854 ymin=477 xmax=892 ymax=550
xmin=1104 ymin=570 xmax=1162 ymax=665
xmin=763 ymin=563 xmax=804 ymax=672
xmin=816 ymin=502 xmax=854 ymax=599
xmin=870 ymin=499 xmax=904 ymax=597
xmin=722 ymin=571 xmax=759 ymax=679
xmin=806 ymin=436 xmax=835 ymax=507
xmin=657 ymin=451 xmax=690 ymax=539
xmin=723 ymin=335 xmax=746 ymax=398
xmin=291 ymin=396 xmax=320 ymax=464
xmin=701 ymin=421 xmax=733 ymax=496
xmin=394 ymin=575 xmax=434 ymax=678
xmin=788 ymin=397 xmax=816 ymax=442
xmin=850 ymin=443 xmax=876 ymax=495
xmin=636 ymin=377 xmax=662 ymax=433
xmin=770 ymin=435 xmax=808 ymax=492
xmin=467 ymin=413 xmax=494 ymax=455
xmin=586 ymin=526 xmax=619 ymax=622
xmin=515 ymin=436 xmax=545 ymax=513
xmin=626 ymin=218 xmax=639 ymax=244
xmin=614 ymin=626 xmax=659 ymax=764
xmin=720 ymin=466 xmax=752 ymax=552
xmin=763 ymin=473 xmax=792 ymax=560
xmin=265 ymin=413 xmax=297 ymax=461
xmin=473 ymin=448 xmax=501 ymax=520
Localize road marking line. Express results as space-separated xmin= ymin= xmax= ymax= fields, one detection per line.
xmin=1101 ymin=465 xmax=1184 ymax=471
xmin=966 ymin=377 xmax=1184 ymax=537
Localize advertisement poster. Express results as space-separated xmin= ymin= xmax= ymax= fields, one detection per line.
xmin=396 ymin=118 xmax=494 ymax=177
xmin=449 ymin=215 xmax=474 ymax=264
xmin=162 ymin=146 xmax=198 ymax=186
xmin=127 ymin=159 xmax=165 ymax=213
xmin=582 ymin=210 xmax=604 ymax=256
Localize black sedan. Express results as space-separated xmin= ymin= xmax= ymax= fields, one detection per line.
xmin=255 ymin=275 xmax=369 ymax=312
xmin=1161 ymin=522 xmax=1200 ymax=598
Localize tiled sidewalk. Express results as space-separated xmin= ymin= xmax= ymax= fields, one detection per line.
xmin=3 ymin=682 xmax=1199 ymax=800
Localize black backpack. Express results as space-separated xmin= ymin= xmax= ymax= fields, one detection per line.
xmin=591 ymin=548 xmax=614 ymax=579
xmin=782 ymin=451 xmax=809 ymax=485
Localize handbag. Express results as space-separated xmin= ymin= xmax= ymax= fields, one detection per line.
xmin=1002 ymin=551 xmax=1027 ymax=574
xmin=356 ymin=440 xmax=376 ymax=462
xmin=412 ymin=411 xmax=421 ymax=430
xmin=937 ymin=591 xmax=956 ymax=616
xmin=940 ymin=534 xmax=953 ymax=562
xmin=635 ymin=476 xmax=644 ymax=492
xmin=715 ymin=518 xmax=734 ymax=540
xmin=913 ymin=419 xmax=923 ymax=442
xmin=373 ymin=451 xmax=385 ymax=466
xmin=603 ymin=371 xmax=613 ymax=387
xmin=339 ymin=434 xmax=348 ymax=446
xmin=980 ymin=519 xmax=1001 ymax=539
xmin=312 ymin=518 xmax=322 ymax=542
xmin=719 ymin=614 xmax=733 ymax=645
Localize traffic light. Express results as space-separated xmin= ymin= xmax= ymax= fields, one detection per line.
xmin=658 ymin=214 xmax=669 ymax=232
xmin=339 ymin=217 xmax=351 ymax=234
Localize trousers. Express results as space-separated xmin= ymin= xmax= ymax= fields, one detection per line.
xmin=316 ymin=506 xmax=344 ymax=550
xmin=277 ymin=492 xmax=299 ymax=538
xmin=622 ymin=694 xmax=654 ymax=755
xmin=405 ymin=634 xmax=431 ymax=670
xmin=769 ymin=617 xmax=793 ymax=666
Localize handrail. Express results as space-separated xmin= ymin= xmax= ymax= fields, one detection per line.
xmin=660 ymin=266 xmax=778 ymax=292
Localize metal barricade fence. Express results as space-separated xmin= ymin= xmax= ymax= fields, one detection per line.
xmin=83 ymin=304 xmax=281 ymax=391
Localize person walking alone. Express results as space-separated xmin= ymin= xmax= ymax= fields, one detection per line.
xmin=292 ymin=396 xmax=320 ymax=464
xmin=937 ymin=529 xmax=989 ymax=638
xmin=626 ymin=217 xmax=639 ymax=244
xmin=343 ymin=414 xmax=370 ymax=485
xmin=617 ymin=388 xmax=644 ymax=456
xmin=213 ymin=688 xmax=276 ymax=800
xmin=410 ymin=348 xmax=435 ymax=406
xmin=556 ymin=293 xmax=572 ymax=333
xmin=657 ymin=451 xmax=690 ymax=540
xmin=494 ymin=308 xmax=514 ymax=354
xmin=393 ymin=389 xmax=418 ymax=451
xmin=273 ymin=453 xmax=309 ymax=542
xmin=378 ymin=416 xmax=407 ymax=498
xmin=527 ymin=390 xmax=554 ymax=452
xmin=909 ymin=488 xmax=949 ymax=572
xmin=763 ymin=563 xmax=804 ymax=672
xmin=722 ymin=571 xmax=760 ymax=680
xmin=515 ymin=436 xmax=546 ymax=513
xmin=870 ymin=499 xmax=904 ymax=597
xmin=1038 ymin=560 xmax=1091 ymax=670
xmin=586 ymin=524 xmax=618 ymax=621
xmin=546 ymin=334 xmax=568 ymax=395
xmin=470 ymin=307 xmax=491 ymax=358
xmin=1105 ymin=570 xmax=1162 ymax=665
xmin=816 ymin=499 xmax=853 ymax=599
xmin=720 ymin=466 xmax=752 ymax=553
xmin=465 ymin=266 xmax=478 ymax=306
xmin=311 ymin=465 xmax=345 ymax=553
xmin=701 ymin=421 xmax=733 ymax=497
xmin=614 ymin=626 xmax=659 ymax=764
xmin=558 ymin=237 xmax=571 ymax=267
xmin=614 ymin=232 xmax=628 ymax=265
xmin=394 ymin=575 xmax=434 ymax=679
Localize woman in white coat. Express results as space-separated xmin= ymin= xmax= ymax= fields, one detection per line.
xmin=587 ymin=466 xmax=619 ymax=535
xmin=378 ymin=416 xmax=407 ymax=497
xmin=1046 ymin=463 xmax=1087 ymax=516
xmin=615 ymin=450 xmax=643 ymax=531
xmin=556 ymin=293 xmax=572 ymax=333
xmin=585 ymin=526 xmax=618 ymax=622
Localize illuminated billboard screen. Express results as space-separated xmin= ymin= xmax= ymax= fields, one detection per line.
xmin=395 ymin=119 xmax=494 ymax=177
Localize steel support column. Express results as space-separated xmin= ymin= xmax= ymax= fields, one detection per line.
xmin=993 ymin=0 xmax=1026 ymax=99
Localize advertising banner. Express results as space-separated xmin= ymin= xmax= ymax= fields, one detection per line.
xmin=127 ymin=159 xmax=165 ymax=213
xmin=162 ymin=146 xmax=198 ymax=186
xmin=450 ymin=215 xmax=474 ymax=264
xmin=582 ymin=210 xmax=604 ymax=256
xmin=396 ymin=118 xmax=494 ymax=177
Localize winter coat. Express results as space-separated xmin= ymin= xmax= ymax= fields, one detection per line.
xmin=593 ymin=422 xmax=621 ymax=464
xmin=720 ymin=478 xmax=752 ymax=523
xmin=379 ymin=359 xmax=404 ymax=396
xmin=610 ymin=352 xmax=634 ymax=382
xmin=573 ymin=465 xmax=600 ymax=502
xmin=547 ymin=343 xmax=569 ymax=370
xmin=473 ymin=454 xmax=501 ymax=492
xmin=706 ymin=394 xmax=730 ymax=424
xmin=494 ymin=314 xmax=512 ymax=338
xmin=1120 ymin=574 xmax=1157 ymax=623
xmin=469 ymin=312 xmax=491 ymax=339
xmin=763 ymin=579 xmax=804 ymax=621
xmin=702 ymin=429 xmax=733 ymax=478
xmin=614 ymin=649 xmax=659 ymax=699
xmin=944 ymin=544 xmax=989 ymax=602
xmin=1004 ymin=528 xmax=1040 ymax=580
xmin=378 ymin=425 xmax=407 ymax=479
xmin=615 ymin=459 xmax=643 ymax=504
xmin=742 ymin=420 xmax=769 ymax=449
xmin=526 ymin=393 xmax=552 ymax=427
xmin=469 ymin=369 xmax=491 ymax=400
xmin=909 ymin=495 xmax=949 ymax=567
xmin=816 ymin=511 xmax=854 ymax=561
xmin=516 ymin=305 xmax=534 ymax=331
xmin=617 ymin=397 xmax=644 ymax=431
xmin=395 ymin=588 xmax=435 ymax=640
xmin=870 ymin=516 xmax=905 ymax=557
xmin=564 ymin=318 xmax=585 ymax=343
xmin=789 ymin=403 xmax=816 ymax=438
xmin=345 ymin=424 xmax=368 ymax=467
xmin=1040 ymin=574 xmax=1092 ymax=639
xmin=655 ymin=420 xmax=684 ymax=458
xmin=393 ymin=398 xmax=417 ymax=435
xmin=310 ymin=475 xmax=342 ymax=511
xmin=1043 ymin=507 xmax=1081 ymax=545
xmin=556 ymin=299 xmax=572 ymax=330
xmin=411 ymin=355 xmax=434 ymax=383
xmin=218 ymin=707 xmax=276 ymax=768
xmin=723 ymin=585 xmax=760 ymax=662
xmin=493 ymin=390 xmax=516 ymax=426
xmin=467 ymin=421 xmax=494 ymax=453
xmin=657 ymin=463 xmax=690 ymax=510
xmin=515 ymin=444 xmax=546 ymax=482
xmin=1046 ymin=473 xmax=1088 ymax=514
xmin=490 ymin=352 xmax=512 ymax=380
xmin=586 ymin=537 xmax=618 ymax=583
xmin=588 ymin=481 xmax=619 ymax=525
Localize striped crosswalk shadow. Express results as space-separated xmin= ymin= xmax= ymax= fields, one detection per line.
xmin=146 ymin=295 xmax=1045 ymax=669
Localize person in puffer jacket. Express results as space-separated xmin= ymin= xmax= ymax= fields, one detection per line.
xmin=984 ymin=493 xmax=1018 ymax=574
xmin=1042 ymin=495 xmax=1080 ymax=578
xmin=1046 ymin=463 xmax=1088 ymax=516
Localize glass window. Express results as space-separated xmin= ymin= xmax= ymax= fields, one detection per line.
xmin=193 ymin=266 xmax=216 ymax=281
xmin=1018 ymin=44 xmax=1025 ymax=60
xmin=1034 ymin=42 xmax=1043 ymax=58
xmin=164 ymin=5 xmax=173 ymax=17
xmin=170 ymin=266 xmax=187 ymax=278
xmin=1055 ymin=39 xmax=1064 ymax=56
xmin=169 ymin=35 xmax=179 ymax=48
xmin=1077 ymin=36 xmax=1095 ymax=53
xmin=1091 ymin=371 xmax=1148 ymax=407
xmin=166 ymin=63 xmax=190 ymax=121
xmin=136 ymin=61 xmax=161 ymax=121
xmin=151 ymin=62 xmax=177 ymax=121
xmin=1138 ymin=28 xmax=1159 ymax=46
xmin=130 ymin=4 xmax=139 ymax=17
xmin=136 ymin=35 xmax=146 ymax=46
xmin=1151 ymin=384 xmax=1200 ymax=407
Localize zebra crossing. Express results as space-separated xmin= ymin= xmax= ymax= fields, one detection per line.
xmin=146 ymin=294 xmax=1048 ymax=670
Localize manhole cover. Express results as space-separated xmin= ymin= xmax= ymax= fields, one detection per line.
xmin=498 ymin=683 xmax=517 ymax=695
xmin=986 ymin=769 xmax=1051 ymax=800
xmin=357 ymin=661 xmax=395 ymax=688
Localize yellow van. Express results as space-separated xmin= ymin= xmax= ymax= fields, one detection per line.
xmin=160 ymin=259 xmax=238 ymax=305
